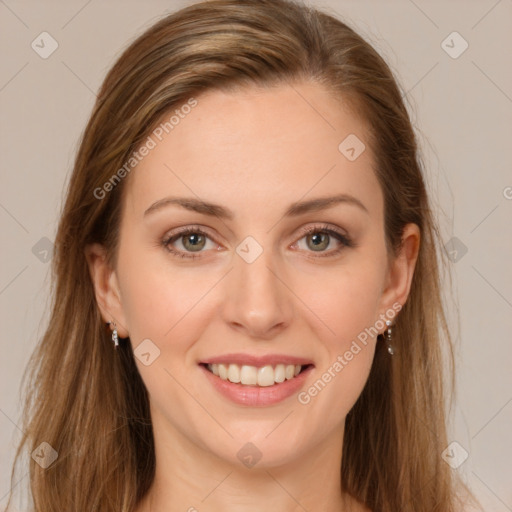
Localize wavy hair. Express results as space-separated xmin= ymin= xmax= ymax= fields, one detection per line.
xmin=6 ymin=0 xmax=478 ymax=510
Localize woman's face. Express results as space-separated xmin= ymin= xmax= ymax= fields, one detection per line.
xmin=90 ymin=81 xmax=418 ymax=469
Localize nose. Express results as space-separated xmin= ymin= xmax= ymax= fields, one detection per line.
xmin=222 ymin=244 xmax=293 ymax=340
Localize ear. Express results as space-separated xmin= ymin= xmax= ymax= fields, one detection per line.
xmin=84 ymin=243 xmax=129 ymax=338
xmin=377 ymin=223 xmax=420 ymax=324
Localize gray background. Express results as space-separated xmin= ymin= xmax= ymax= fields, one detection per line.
xmin=1 ymin=1 xmax=511 ymax=510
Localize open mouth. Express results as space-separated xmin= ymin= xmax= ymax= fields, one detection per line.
xmin=200 ymin=362 xmax=314 ymax=387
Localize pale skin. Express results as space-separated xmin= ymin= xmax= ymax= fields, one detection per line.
xmin=86 ymin=81 xmax=420 ymax=512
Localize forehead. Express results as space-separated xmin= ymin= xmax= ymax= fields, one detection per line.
xmin=123 ymin=81 xmax=382 ymax=222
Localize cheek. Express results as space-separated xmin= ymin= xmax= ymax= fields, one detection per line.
xmin=299 ymin=260 xmax=385 ymax=344
xmin=116 ymin=242 xmax=195 ymax=343
xmin=116 ymin=244 xmax=228 ymax=377
xmin=295 ymin=317 xmax=377 ymax=442
xmin=290 ymin=259 xmax=385 ymax=411
xmin=300 ymin=348 xmax=374 ymax=429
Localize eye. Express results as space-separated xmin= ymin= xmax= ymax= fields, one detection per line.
xmin=162 ymin=226 xmax=217 ymax=259
xmin=161 ymin=223 xmax=354 ymax=260
xmin=292 ymin=224 xmax=354 ymax=258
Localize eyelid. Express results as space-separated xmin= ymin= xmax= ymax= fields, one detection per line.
xmin=161 ymin=222 xmax=353 ymax=259
xmin=291 ymin=223 xmax=354 ymax=257
xmin=294 ymin=222 xmax=349 ymax=241
xmin=161 ymin=225 xmax=220 ymax=258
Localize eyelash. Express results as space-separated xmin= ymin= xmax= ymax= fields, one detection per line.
xmin=161 ymin=224 xmax=354 ymax=261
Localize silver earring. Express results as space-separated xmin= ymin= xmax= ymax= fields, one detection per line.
xmin=111 ymin=321 xmax=119 ymax=348
xmin=385 ymin=320 xmax=394 ymax=355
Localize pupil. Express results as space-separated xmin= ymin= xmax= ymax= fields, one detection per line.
xmin=309 ymin=233 xmax=328 ymax=251
xmin=185 ymin=233 xmax=204 ymax=251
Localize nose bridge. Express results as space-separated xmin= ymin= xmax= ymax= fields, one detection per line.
xmin=223 ymin=236 xmax=292 ymax=337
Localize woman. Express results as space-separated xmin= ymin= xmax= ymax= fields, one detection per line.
xmin=6 ymin=0 xmax=480 ymax=510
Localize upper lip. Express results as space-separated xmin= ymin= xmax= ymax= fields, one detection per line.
xmin=200 ymin=353 xmax=314 ymax=367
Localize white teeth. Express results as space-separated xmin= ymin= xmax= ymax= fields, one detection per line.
xmin=227 ymin=364 xmax=241 ymax=383
xmin=257 ymin=365 xmax=275 ymax=387
xmin=274 ymin=364 xmax=285 ymax=383
xmin=218 ymin=363 xmax=228 ymax=380
xmin=206 ymin=363 xmax=304 ymax=386
xmin=240 ymin=365 xmax=257 ymax=385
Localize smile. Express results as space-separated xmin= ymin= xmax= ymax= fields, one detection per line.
xmin=199 ymin=358 xmax=314 ymax=406
xmin=205 ymin=363 xmax=310 ymax=387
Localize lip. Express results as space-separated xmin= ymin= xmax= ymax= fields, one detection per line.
xmin=199 ymin=362 xmax=314 ymax=407
xmin=199 ymin=353 xmax=314 ymax=367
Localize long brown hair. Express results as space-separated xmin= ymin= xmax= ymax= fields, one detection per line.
xmin=5 ymin=0 xmax=478 ymax=510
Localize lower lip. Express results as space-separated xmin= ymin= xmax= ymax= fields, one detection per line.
xmin=199 ymin=364 xmax=313 ymax=407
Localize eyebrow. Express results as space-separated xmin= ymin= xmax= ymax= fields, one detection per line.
xmin=143 ymin=193 xmax=369 ymax=219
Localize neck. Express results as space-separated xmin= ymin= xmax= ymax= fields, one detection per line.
xmin=140 ymin=409 xmax=353 ymax=512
